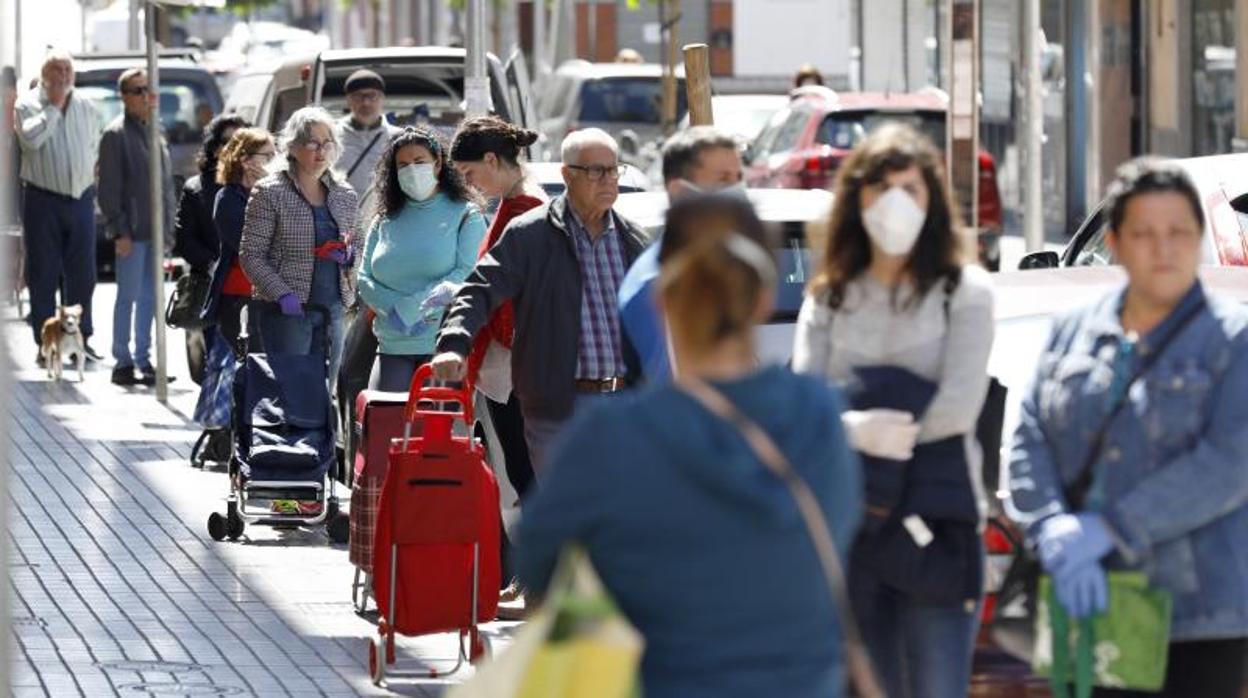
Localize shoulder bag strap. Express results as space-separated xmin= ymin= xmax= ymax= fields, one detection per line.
xmin=1066 ymin=297 xmax=1206 ymax=509
xmin=346 ymin=129 xmax=387 ymax=181
xmin=676 ymin=377 xmax=886 ymax=698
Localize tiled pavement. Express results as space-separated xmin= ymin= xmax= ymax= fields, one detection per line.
xmin=6 ymin=284 xmax=516 ymax=697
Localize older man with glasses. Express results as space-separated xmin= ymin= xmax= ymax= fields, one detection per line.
xmin=97 ymin=66 xmax=177 ymax=387
xmin=15 ymin=50 xmax=105 ymax=367
xmin=432 ymin=128 xmax=649 ymax=475
xmin=334 ymin=69 xmax=402 ymax=204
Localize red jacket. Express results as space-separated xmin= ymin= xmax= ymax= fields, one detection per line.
xmin=466 ymin=194 xmax=545 ymax=383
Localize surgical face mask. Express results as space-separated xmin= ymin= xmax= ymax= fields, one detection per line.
xmin=398 ymin=163 xmax=438 ymax=201
xmin=677 ymin=178 xmax=748 ymax=200
xmin=861 ymin=186 xmax=927 ymax=256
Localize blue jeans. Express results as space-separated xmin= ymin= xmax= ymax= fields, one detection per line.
xmin=111 ymin=239 xmax=155 ymax=369
xmin=368 ymin=353 xmax=432 ymax=392
xmin=857 ymin=581 xmax=980 ymax=698
xmin=254 ymin=301 xmax=345 ymax=387
xmin=23 ymin=185 xmax=97 ymax=346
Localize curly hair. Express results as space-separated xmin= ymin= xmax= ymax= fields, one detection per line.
xmin=449 ymin=115 xmax=539 ymax=167
xmin=215 ymin=127 xmax=274 ymax=186
xmin=197 ymin=113 xmax=250 ymax=180
xmin=376 ymin=126 xmax=478 ymax=218
xmin=809 ymin=122 xmax=969 ymax=309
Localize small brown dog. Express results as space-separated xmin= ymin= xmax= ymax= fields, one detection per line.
xmin=41 ymin=304 xmax=86 ymax=382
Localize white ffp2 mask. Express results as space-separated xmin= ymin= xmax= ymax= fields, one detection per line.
xmin=862 ymin=187 xmax=927 ymax=256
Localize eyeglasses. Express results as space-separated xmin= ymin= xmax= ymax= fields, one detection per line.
xmin=300 ymin=140 xmax=336 ymax=155
xmin=567 ymin=164 xmax=624 ymax=182
xmin=122 ymin=85 xmax=149 ymax=96
xmin=248 ymin=151 xmax=276 ymax=163
xmin=348 ymin=91 xmax=382 ymax=103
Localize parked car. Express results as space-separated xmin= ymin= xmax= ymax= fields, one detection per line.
xmin=525 ymin=161 xmax=652 ymax=198
xmin=220 ymin=53 xmax=316 ymax=134
xmin=1019 ymin=153 xmax=1248 ymax=270
xmin=744 ymin=86 xmax=1004 ymax=270
xmin=73 ymin=51 xmax=224 ymax=276
xmin=538 ymin=60 xmax=688 ymax=169
xmin=676 ymin=93 xmax=789 ymax=144
xmin=311 ymin=47 xmax=535 ymax=143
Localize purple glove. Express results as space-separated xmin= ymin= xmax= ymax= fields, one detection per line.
xmin=326 ymin=247 xmax=354 ymax=267
xmin=277 ymin=292 xmax=303 ymax=317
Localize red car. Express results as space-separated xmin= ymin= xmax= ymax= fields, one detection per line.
xmin=744 ymin=87 xmax=1004 ymax=270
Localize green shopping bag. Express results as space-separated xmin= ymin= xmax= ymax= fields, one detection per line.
xmin=1033 ymin=572 xmax=1172 ymax=698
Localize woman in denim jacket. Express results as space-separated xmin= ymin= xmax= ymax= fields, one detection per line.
xmin=1007 ymin=158 xmax=1248 ymax=697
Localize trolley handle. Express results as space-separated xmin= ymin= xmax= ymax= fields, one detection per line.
xmin=403 ymin=364 xmax=475 ymax=427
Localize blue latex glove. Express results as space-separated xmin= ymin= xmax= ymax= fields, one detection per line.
xmin=277 ymin=292 xmax=303 ymax=317
xmin=1036 ymin=513 xmax=1115 ymax=578
xmin=420 ymin=281 xmax=461 ymax=313
xmin=385 ymin=310 xmax=410 ymax=334
xmin=1054 ymin=561 xmax=1108 ymax=619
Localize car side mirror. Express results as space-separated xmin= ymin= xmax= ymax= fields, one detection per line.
xmin=619 ymin=129 xmax=640 ymax=158
xmin=1018 ymin=251 xmax=1060 ymax=270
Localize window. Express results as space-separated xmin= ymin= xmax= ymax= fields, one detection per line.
xmin=577 ymin=77 xmax=688 ymax=124
xmin=1071 ymin=206 xmax=1114 ymax=266
xmin=769 ymin=107 xmax=812 ymax=155
xmin=75 ymin=79 xmax=216 ymax=145
xmin=818 ymin=110 xmax=946 ymax=150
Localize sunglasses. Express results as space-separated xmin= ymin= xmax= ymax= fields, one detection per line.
xmin=122 ymin=85 xmax=150 ymax=96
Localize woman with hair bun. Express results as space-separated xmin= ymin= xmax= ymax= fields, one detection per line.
xmin=450 ymin=116 xmax=548 ymax=501
xmin=515 ymin=194 xmax=863 ymax=698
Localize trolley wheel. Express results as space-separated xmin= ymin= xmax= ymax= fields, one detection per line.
xmin=369 ymin=637 xmax=384 ymax=686
xmin=207 ymin=512 xmax=227 ymax=541
xmin=327 ymin=512 xmax=350 ymax=545
xmin=226 ymin=511 xmax=245 ymax=541
xmin=470 ymin=632 xmax=492 ymax=664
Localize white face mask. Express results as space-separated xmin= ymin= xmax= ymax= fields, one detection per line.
xmin=862 ymin=186 xmax=927 ymax=256
xmin=677 ymin=178 xmax=748 ymax=200
xmin=398 ymin=163 xmax=438 ymax=201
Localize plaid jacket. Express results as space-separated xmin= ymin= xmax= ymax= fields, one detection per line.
xmin=240 ymin=171 xmax=362 ymax=307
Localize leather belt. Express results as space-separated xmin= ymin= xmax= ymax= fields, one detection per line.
xmin=574 ymin=377 xmax=628 ymax=394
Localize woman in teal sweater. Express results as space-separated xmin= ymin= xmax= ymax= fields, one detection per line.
xmin=357 ymin=127 xmax=486 ymax=391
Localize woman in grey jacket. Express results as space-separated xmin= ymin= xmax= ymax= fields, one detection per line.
xmin=792 ymin=123 xmax=994 ymax=698
xmin=240 ymin=106 xmax=361 ymax=380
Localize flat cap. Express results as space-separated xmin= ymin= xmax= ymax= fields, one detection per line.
xmin=344 ymin=69 xmax=385 ymax=94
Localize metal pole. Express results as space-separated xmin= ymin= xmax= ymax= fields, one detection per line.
xmin=1085 ymin=0 xmax=1101 ymax=208
xmin=1022 ymin=0 xmax=1043 ymax=253
xmin=464 ymin=0 xmax=489 ymax=118
xmin=0 ymin=0 xmax=13 ymax=677
xmin=146 ymin=1 xmax=168 ymax=403
xmin=1064 ymin=0 xmax=1087 ymax=235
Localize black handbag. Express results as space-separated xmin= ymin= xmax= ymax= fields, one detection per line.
xmin=165 ymin=269 xmax=212 ymax=329
xmin=990 ymin=298 xmax=1206 ymax=661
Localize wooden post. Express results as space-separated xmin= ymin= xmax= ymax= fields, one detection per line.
xmin=683 ymin=43 xmax=712 ymax=126
xmin=661 ymin=0 xmax=681 ymax=136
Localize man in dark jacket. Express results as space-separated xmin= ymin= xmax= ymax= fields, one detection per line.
xmin=97 ymin=67 xmax=176 ymax=386
xmin=432 ymin=128 xmax=648 ymax=475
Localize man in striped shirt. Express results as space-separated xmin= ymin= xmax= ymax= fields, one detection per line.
xmin=15 ymin=50 xmax=104 ymax=364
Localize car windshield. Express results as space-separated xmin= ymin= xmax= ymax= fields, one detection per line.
xmin=76 ymin=80 xmax=215 ymax=145
xmin=578 ymin=77 xmax=688 ymax=124
xmin=819 ymin=110 xmax=946 ymax=150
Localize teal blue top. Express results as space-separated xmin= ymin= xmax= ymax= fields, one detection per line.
xmin=357 ymin=192 xmax=487 ymax=356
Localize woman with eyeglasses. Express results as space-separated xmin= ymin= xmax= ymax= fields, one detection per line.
xmin=239 ymin=106 xmax=361 ymax=381
xmin=355 ymin=126 xmax=486 ymax=391
xmin=206 ymin=127 xmax=275 ymax=352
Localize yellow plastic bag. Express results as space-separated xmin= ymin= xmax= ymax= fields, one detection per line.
xmin=449 ymin=546 xmax=644 ymax=698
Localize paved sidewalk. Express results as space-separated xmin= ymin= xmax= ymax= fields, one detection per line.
xmin=6 ymin=283 xmax=516 ymax=697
